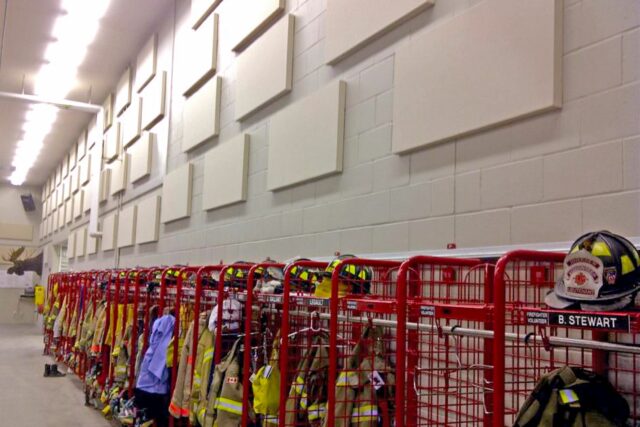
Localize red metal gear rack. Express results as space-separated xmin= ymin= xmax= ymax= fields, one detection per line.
xmin=327 ymin=258 xmax=402 ymax=427
xmin=184 ymin=265 xmax=225 ymax=427
xmin=241 ymin=261 xmax=286 ymax=426
xmin=168 ymin=265 xmax=201 ymax=419
xmin=493 ymin=250 xmax=640 ymax=426
xmin=397 ymin=255 xmax=494 ymax=427
xmin=213 ymin=262 xmax=255 ymax=364
xmin=279 ymin=259 xmax=330 ymax=427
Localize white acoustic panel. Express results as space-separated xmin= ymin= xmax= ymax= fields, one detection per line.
xmin=70 ymin=167 xmax=79 ymax=194
xmin=325 ymin=0 xmax=433 ymax=64
xmin=103 ymin=94 xmax=114 ymax=131
xmin=62 ymin=155 xmax=68 ymax=178
xmin=223 ymin=0 xmax=284 ymax=51
xmin=63 ymin=175 xmax=71 ymax=200
xmin=141 ymin=71 xmax=166 ymax=130
xmin=121 ymin=97 xmax=142 ymax=148
xmin=101 ymin=212 xmax=118 ymax=251
xmin=136 ymin=195 xmax=161 ymax=244
xmin=0 ymin=223 xmax=32 ymax=240
xmin=76 ymin=227 xmax=86 ymax=257
xmin=104 ymin=123 xmax=121 ymax=162
xmin=115 ymin=67 xmax=132 ymax=116
xmin=393 ymin=0 xmax=562 ymax=153
xmin=88 ymin=116 xmax=98 ymax=148
xmin=86 ymin=229 xmax=98 ymax=255
xmin=65 ymin=198 xmax=73 ymax=224
xmin=56 ymin=208 xmax=63 ymax=231
xmin=100 ymin=169 xmax=111 ymax=203
xmin=110 ymin=155 xmax=128 ymax=196
xmin=129 ymin=132 xmax=153 ymax=184
xmin=136 ymin=33 xmax=157 ymax=92
xmin=182 ymin=76 xmax=221 ymax=152
xmin=182 ymin=13 xmax=218 ymax=96
xmin=203 ymin=134 xmax=249 ymax=210
xmin=67 ymin=231 xmax=76 ymax=259
xmin=161 ymin=163 xmax=193 ymax=223
xmin=80 ymin=155 xmax=90 ymax=185
xmin=117 ymin=205 xmax=137 ymax=248
xmin=69 ymin=143 xmax=77 ymax=169
xmin=77 ymin=130 xmax=87 ymax=160
xmin=235 ymin=14 xmax=294 ymax=121
xmin=267 ymin=80 xmax=346 ymax=190
xmin=57 ymin=185 xmax=63 ymax=207
xmin=82 ymin=186 xmax=91 ymax=213
xmin=191 ymin=0 xmax=221 ymax=28
xmin=73 ymin=191 xmax=83 ymax=219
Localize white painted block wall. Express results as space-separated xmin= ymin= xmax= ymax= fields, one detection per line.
xmin=39 ymin=0 xmax=639 ymax=271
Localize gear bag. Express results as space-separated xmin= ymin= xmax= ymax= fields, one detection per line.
xmin=513 ymin=366 xmax=629 ymax=427
xmin=252 ymin=330 xmax=281 ymax=422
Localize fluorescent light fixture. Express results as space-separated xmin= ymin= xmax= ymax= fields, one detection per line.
xmin=9 ymin=0 xmax=112 ymax=185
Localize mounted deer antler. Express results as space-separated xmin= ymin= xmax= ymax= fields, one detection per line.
xmin=2 ymin=247 xmax=25 ymax=263
xmin=3 ymin=246 xmax=43 ymax=277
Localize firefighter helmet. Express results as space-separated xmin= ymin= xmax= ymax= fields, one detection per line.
xmin=315 ymin=254 xmax=373 ymax=297
xmin=224 ymin=262 xmax=251 ymax=286
xmin=284 ymin=258 xmax=319 ymax=293
xmin=545 ymin=231 xmax=640 ymax=311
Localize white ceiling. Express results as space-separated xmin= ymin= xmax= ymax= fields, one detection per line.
xmin=0 ymin=0 xmax=173 ymax=186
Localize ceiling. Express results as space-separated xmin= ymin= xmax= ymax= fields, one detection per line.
xmin=0 ymin=0 xmax=173 ymax=186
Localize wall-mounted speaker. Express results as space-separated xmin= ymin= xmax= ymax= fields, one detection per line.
xmin=21 ymin=194 xmax=36 ymax=212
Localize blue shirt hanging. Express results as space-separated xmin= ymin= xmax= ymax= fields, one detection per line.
xmin=136 ymin=314 xmax=175 ymax=394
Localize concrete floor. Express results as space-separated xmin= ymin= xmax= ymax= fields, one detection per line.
xmin=0 ymin=323 xmax=108 ymax=426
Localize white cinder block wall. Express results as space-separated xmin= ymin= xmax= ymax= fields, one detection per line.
xmin=40 ymin=0 xmax=640 ymax=270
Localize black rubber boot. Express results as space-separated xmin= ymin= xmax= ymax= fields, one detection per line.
xmin=44 ymin=364 xmax=51 ymax=377
xmin=49 ymin=364 xmax=66 ymax=377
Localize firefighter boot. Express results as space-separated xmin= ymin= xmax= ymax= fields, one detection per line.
xmin=44 ymin=364 xmax=51 ymax=377
xmin=49 ymin=364 xmax=66 ymax=377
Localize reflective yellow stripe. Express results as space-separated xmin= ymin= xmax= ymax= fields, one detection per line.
xmin=115 ymin=365 xmax=127 ymax=374
xmin=308 ymin=402 xmax=326 ymax=421
xmin=193 ymin=374 xmax=201 ymax=387
xmin=591 ymin=241 xmax=612 ymax=257
xmin=352 ymin=404 xmax=378 ymax=421
xmin=292 ymin=376 xmax=304 ymax=394
xmin=300 ymin=395 xmax=308 ymax=409
xmin=198 ymin=407 xmax=206 ymax=421
xmin=336 ymin=371 xmax=357 ymax=386
xmin=264 ymin=414 xmax=279 ymax=424
xmin=621 ymin=255 xmax=635 ymax=275
xmin=203 ymin=347 xmax=214 ymax=362
xmin=559 ymin=389 xmax=579 ymax=404
xmin=215 ymin=397 xmax=242 ymax=415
